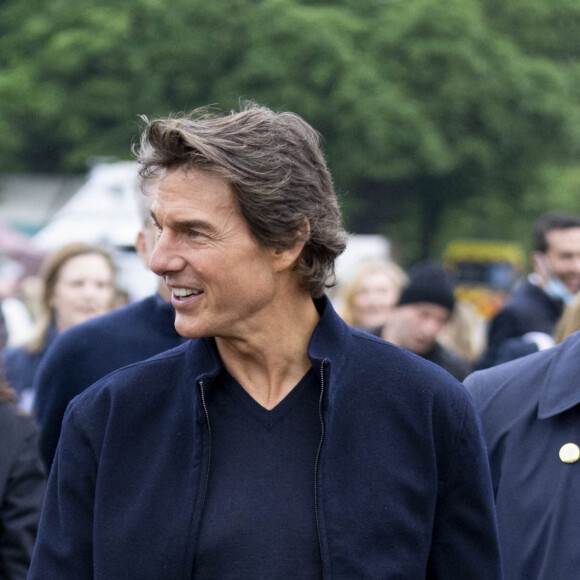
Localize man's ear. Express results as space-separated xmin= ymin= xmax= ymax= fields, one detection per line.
xmin=135 ymin=231 xmax=149 ymax=268
xmin=273 ymin=220 xmax=311 ymax=271
xmin=532 ymin=251 xmax=549 ymax=284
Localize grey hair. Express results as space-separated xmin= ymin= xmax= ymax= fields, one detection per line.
xmin=134 ymin=102 xmax=347 ymax=297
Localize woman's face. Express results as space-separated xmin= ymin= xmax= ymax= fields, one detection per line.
xmin=351 ymin=270 xmax=400 ymax=329
xmin=50 ymin=253 xmax=116 ymax=332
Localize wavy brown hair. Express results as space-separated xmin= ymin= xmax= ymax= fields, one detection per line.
xmin=134 ymin=102 xmax=347 ymax=298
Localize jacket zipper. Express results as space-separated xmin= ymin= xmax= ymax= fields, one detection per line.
xmin=198 ymin=380 xmax=212 ymax=513
xmin=314 ymin=359 xmax=327 ymax=579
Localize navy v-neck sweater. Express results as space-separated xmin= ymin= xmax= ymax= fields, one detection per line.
xmin=193 ymin=367 xmax=322 ymax=578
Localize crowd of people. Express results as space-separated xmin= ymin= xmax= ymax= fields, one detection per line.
xmin=0 ymin=102 xmax=579 ymax=578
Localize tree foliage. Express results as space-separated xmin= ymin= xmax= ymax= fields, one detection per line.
xmin=1 ymin=0 xmax=579 ymax=263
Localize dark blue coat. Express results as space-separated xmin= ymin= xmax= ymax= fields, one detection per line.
xmin=2 ymin=325 xmax=58 ymax=402
xmin=29 ymin=297 xmax=501 ymax=579
xmin=465 ymin=334 xmax=580 ymax=579
xmin=33 ymin=293 xmax=186 ymax=468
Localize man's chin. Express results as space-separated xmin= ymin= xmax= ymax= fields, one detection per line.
xmin=174 ymin=319 xmax=206 ymax=340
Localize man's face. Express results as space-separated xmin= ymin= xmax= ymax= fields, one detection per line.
xmin=149 ymin=168 xmax=282 ymax=340
xmin=386 ymin=302 xmax=450 ymax=355
xmin=539 ymin=228 xmax=580 ymax=294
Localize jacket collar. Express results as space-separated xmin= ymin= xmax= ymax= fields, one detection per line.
xmin=186 ymin=295 xmax=349 ymax=392
xmin=538 ymin=331 xmax=580 ymax=418
xmin=307 ymin=296 xmax=349 ymax=368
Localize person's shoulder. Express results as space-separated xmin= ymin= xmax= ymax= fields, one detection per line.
xmin=2 ymin=345 xmax=37 ymax=381
xmin=505 ymin=279 xmax=554 ymax=313
xmin=345 ymin=326 xmax=468 ymax=402
xmin=336 ymin=328 xmax=477 ymax=447
xmin=48 ymin=296 xmax=161 ymax=351
xmin=2 ymin=344 xmax=27 ymax=363
xmin=71 ymin=296 xmax=155 ymax=333
xmin=464 ymin=340 xmax=559 ymax=410
xmin=67 ymin=339 xmax=199 ymax=410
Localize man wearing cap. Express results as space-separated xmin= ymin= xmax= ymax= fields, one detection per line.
xmin=465 ymin=331 xmax=580 ymax=579
xmin=380 ymin=261 xmax=471 ymax=381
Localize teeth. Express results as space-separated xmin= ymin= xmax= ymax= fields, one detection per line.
xmin=172 ymin=288 xmax=201 ymax=297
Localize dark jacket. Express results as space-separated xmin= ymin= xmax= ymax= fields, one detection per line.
xmin=465 ymin=334 xmax=580 ymax=579
xmin=369 ymin=327 xmax=471 ymax=381
xmin=2 ymin=325 xmax=58 ymax=404
xmin=33 ymin=293 xmax=186 ymax=469
xmin=0 ymin=401 xmax=46 ymax=580
xmin=423 ymin=342 xmax=472 ymax=381
xmin=29 ymin=297 xmax=502 ymax=579
xmin=478 ymin=278 xmax=563 ymax=368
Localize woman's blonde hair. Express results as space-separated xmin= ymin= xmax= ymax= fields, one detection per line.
xmin=553 ymin=296 xmax=580 ymax=344
xmin=26 ymin=242 xmax=116 ymax=354
xmin=336 ymin=260 xmax=407 ymax=327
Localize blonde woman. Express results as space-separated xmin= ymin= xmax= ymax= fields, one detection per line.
xmin=2 ymin=243 xmax=117 ymax=411
xmin=336 ymin=260 xmax=407 ymax=331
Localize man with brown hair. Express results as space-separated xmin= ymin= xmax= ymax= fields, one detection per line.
xmin=30 ymin=103 xmax=501 ymax=578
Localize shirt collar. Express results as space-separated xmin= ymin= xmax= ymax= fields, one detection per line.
xmin=538 ymin=331 xmax=580 ymax=418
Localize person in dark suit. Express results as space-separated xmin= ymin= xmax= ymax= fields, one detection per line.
xmin=0 ymin=371 xmax=45 ymax=578
xmin=466 ymin=332 xmax=580 ymax=578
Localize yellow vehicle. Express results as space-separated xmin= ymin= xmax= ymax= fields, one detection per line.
xmin=442 ymin=239 xmax=526 ymax=319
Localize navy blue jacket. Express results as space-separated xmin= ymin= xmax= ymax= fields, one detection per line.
xmin=2 ymin=325 xmax=58 ymax=402
xmin=465 ymin=334 xmax=580 ymax=579
xmin=478 ymin=279 xmax=562 ymax=368
xmin=30 ymin=297 xmax=501 ymax=579
xmin=33 ymin=294 xmax=185 ymax=468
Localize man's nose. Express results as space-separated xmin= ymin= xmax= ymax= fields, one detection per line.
xmin=82 ymin=282 xmax=101 ymax=299
xmin=149 ymin=230 xmax=185 ymax=277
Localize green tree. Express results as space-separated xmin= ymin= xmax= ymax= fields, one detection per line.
xmin=1 ymin=0 xmax=579 ymax=265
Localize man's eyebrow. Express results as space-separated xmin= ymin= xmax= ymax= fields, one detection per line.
xmin=173 ymin=219 xmax=215 ymax=233
xmin=149 ymin=210 xmax=216 ymax=234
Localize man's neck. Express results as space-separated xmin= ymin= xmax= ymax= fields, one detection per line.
xmin=215 ymin=294 xmax=320 ymax=410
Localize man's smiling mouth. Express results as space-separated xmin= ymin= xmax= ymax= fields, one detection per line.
xmin=172 ymin=288 xmax=203 ymax=299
